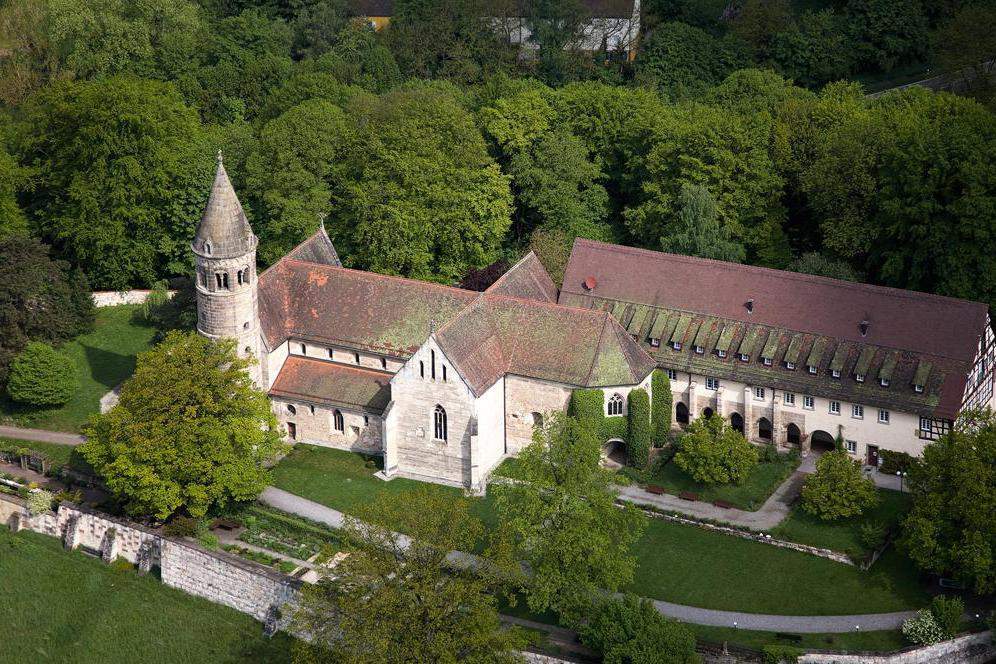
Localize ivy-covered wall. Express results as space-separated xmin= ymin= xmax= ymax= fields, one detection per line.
xmin=651 ymin=369 xmax=672 ymax=444
xmin=627 ymin=388 xmax=651 ymax=469
xmin=569 ymin=388 xmax=650 ymax=467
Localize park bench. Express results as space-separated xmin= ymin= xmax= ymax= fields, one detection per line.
xmin=712 ymin=500 xmax=734 ymax=509
xmin=646 ymin=485 xmax=665 ymax=495
xmin=678 ymin=491 xmax=698 ymax=502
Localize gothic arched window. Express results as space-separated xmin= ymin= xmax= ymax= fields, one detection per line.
xmin=433 ymin=405 xmax=447 ymax=441
xmin=608 ymin=393 xmax=624 ymax=416
xmin=287 ymin=404 xmax=296 ymax=415
xmin=333 ymin=410 xmax=344 ymax=433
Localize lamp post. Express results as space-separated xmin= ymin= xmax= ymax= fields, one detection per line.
xmin=896 ymin=470 xmax=907 ymax=493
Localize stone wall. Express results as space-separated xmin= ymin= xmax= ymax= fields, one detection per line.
xmin=504 ymin=375 xmax=572 ymax=455
xmin=800 ymin=631 xmax=996 ymax=664
xmin=271 ymin=396 xmax=383 ymax=454
xmin=92 ymin=290 xmax=175 ymax=307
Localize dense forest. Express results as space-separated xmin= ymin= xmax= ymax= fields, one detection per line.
xmin=0 ymin=0 xmax=994 ymax=317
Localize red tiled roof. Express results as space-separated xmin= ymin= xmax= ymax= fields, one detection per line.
xmin=436 ymin=293 xmax=655 ymax=396
xmin=484 ymin=252 xmax=558 ymax=303
xmin=258 ymin=259 xmax=478 ymax=356
xmin=283 ymin=228 xmax=341 ymax=266
xmin=269 ymin=356 xmax=392 ymax=413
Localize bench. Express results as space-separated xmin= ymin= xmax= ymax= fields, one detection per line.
xmin=646 ymin=485 xmax=666 ymax=495
xmin=678 ymin=491 xmax=698 ymax=502
xmin=712 ymin=500 xmax=734 ymax=509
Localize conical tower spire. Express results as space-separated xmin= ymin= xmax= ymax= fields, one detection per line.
xmin=192 ymin=152 xmax=256 ymax=258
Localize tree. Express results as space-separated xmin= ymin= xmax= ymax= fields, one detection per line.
xmin=6 ymin=342 xmax=77 ymax=407
xmin=627 ymin=388 xmax=651 ymax=470
xmin=930 ymin=594 xmax=964 ymax=640
xmin=770 ymin=10 xmax=853 ymax=88
xmin=330 ymin=85 xmax=513 ymax=283
xmin=0 ymin=236 xmax=93 ymax=386
xmin=801 ymin=449 xmax=879 ymax=521
xmin=900 ymin=410 xmax=996 ymax=594
xmin=636 ymin=22 xmax=751 ymax=97
xmin=659 ymin=183 xmax=746 ymax=262
xmin=788 ymin=252 xmax=860 ymax=282
xmin=522 ymin=0 xmax=591 ymax=85
xmin=650 ymin=369 xmax=673 ymax=445
xmin=491 ymin=413 xmax=645 ymax=622
xmin=308 ymin=23 xmax=402 ymax=94
xmin=0 ymin=145 xmax=28 ymax=240
xmin=293 ymin=486 xmax=526 ymax=664
xmin=843 ymin=0 xmax=929 ymax=73
xmin=673 ymin=414 xmax=759 ymax=485
xmin=934 ymin=5 xmax=996 ymax=107
xmin=16 ymin=76 xmax=212 ymax=288
xmin=79 ymin=332 xmax=285 ymax=520
xmin=580 ymin=594 xmax=699 ymax=664
xmin=730 ymin=0 xmax=793 ymax=60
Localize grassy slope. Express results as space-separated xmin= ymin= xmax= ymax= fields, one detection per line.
xmin=0 ymin=526 xmax=292 ymax=664
xmin=0 ymin=437 xmax=76 ymax=468
xmin=771 ymin=489 xmax=912 ymax=558
xmin=0 ymin=306 xmax=157 ymax=432
xmin=641 ymin=455 xmax=799 ymax=510
xmin=273 ymin=445 xmax=927 ymax=615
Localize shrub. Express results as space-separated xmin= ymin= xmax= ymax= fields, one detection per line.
xmin=26 ymin=489 xmax=54 ymax=515
xmin=111 ymin=557 xmax=135 ymax=572
xmin=930 ymin=595 xmax=964 ymax=639
xmin=673 ymin=414 xmax=759 ymax=485
xmin=53 ymin=489 xmax=83 ymax=505
xmin=801 ymin=450 xmax=879 ymax=521
xmin=859 ymin=521 xmax=888 ymax=551
xmin=761 ymin=442 xmax=780 ymax=463
xmin=579 ymin=594 xmax=698 ymax=664
xmin=651 ymin=369 xmax=673 ymax=446
xmin=197 ymin=532 xmax=220 ymax=550
xmin=902 ymin=609 xmax=943 ymax=646
xmin=627 ymin=389 xmax=651 ymax=470
xmin=879 ymin=449 xmax=914 ymax=475
xmin=761 ymin=645 xmax=803 ymax=663
xmin=164 ymin=515 xmax=201 ymax=538
xmin=6 ymin=342 xmax=77 ymax=406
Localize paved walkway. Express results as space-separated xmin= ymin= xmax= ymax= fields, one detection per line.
xmin=615 ymin=454 xmax=818 ymax=531
xmin=259 ymin=487 xmax=916 ymax=633
xmin=0 ymin=425 xmax=85 ymax=446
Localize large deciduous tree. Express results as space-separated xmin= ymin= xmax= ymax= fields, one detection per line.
xmin=659 ymin=182 xmax=745 ymax=262
xmin=79 ymin=332 xmax=285 ymax=521
xmin=636 ymin=21 xmax=751 ymax=97
xmin=674 ymin=413 xmax=759 ymax=485
xmin=901 ymin=410 xmax=996 ymax=594
xmin=16 ymin=76 xmax=212 ymax=289
xmin=293 ymin=487 xmax=526 ymax=664
xmin=6 ymin=342 xmax=77 ymax=407
xmin=491 ymin=413 xmax=645 ymax=623
xmin=580 ymin=594 xmax=699 ymax=664
xmin=801 ymin=449 xmax=879 ymax=521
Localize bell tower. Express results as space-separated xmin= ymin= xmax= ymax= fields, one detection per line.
xmin=191 ymin=152 xmax=261 ymax=384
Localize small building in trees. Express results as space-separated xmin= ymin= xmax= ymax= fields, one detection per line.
xmin=192 ymin=160 xmax=654 ymax=492
xmin=558 ymin=239 xmax=996 ymax=465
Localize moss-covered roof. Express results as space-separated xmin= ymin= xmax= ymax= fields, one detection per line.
xmin=784 ymin=334 xmax=804 ymax=365
xmin=806 ymin=337 xmax=829 ymax=368
xmin=269 ymin=357 xmax=392 ymax=413
xmin=855 ymin=346 xmax=877 ymax=376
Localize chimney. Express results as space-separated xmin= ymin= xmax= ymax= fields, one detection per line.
xmin=583 ymin=276 xmax=597 ymax=291
xmin=745 ymin=299 xmax=754 ymax=314
xmin=859 ymin=319 xmax=870 ymax=337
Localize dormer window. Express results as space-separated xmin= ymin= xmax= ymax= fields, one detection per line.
xmin=880 ymin=378 xmax=890 ymax=387
xmin=855 ymin=373 xmax=865 ymax=383
xmin=832 ymin=369 xmax=841 ymax=378
xmin=717 ymin=349 xmax=727 ymax=358
xmin=650 ymin=338 xmax=661 ymax=348
xmin=785 ymin=361 xmax=796 ymax=370
xmin=914 ymin=383 xmax=924 ymax=393
xmin=739 ymin=353 xmax=749 ymax=362
xmin=694 ymin=345 xmax=704 ymax=354
xmin=807 ymin=365 xmax=817 ymax=375
xmin=762 ymin=357 xmax=772 ymax=366
xmin=672 ymin=341 xmax=682 ymax=351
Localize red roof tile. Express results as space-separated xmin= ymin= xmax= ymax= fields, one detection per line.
xmin=269 ymin=356 xmax=392 ymax=413
xmin=484 ymin=252 xmax=558 ymax=303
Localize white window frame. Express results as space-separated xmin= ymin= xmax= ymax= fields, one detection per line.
xmin=762 ymin=357 xmax=773 ymax=366
xmin=852 ymin=404 xmax=863 ymax=419
xmin=753 ymin=387 xmax=766 ymax=401
xmin=829 ymin=400 xmax=841 ymax=415
xmin=784 ymin=392 xmax=795 ymax=406
xmin=739 ymin=353 xmax=750 ymax=362
xmin=705 ymin=377 xmax=720 ymax=391
xmin=831 ymin=369 xmax=841 ymax=378
xmin=914 ymin=383 xmax=924 ymax=393
xmin=880 ymin=378 xmax=890 ymax=387
xmin=672 ymin=341 xmax=682 ymax=351
xmin=650 ymin=338 xmax=661 ymax=348
xmin=694 ymin=345 xmax=705 ymax=355
xmin=803 ymin=395 xmax=814 ymax=410
xmin=717 ymin=349 xmax=727 ymax=358
xmin=666 ymin=369 xmax=678 ymax=381
xmin=878 ymin=409 xmax=890 ymax=424
xmin=845 ymin=439 xmax=857 ymax=453
xmin=919 ymin=416 xmax=931 ymax=431
xmin=785 ymin=361 xmax=796 ymax=370
xmin=855 ymin=373 xmax=865 ymax=383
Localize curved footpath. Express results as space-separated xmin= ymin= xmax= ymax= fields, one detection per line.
xmin=0 ymin=425 xmax=85 ymax=446
xmin=260 ymin=486 xmax=916 ymax=634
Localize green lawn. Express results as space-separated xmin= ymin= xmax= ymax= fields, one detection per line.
xmin=0 ymin=437 xmax=77 ymax=468
xmin=771 ymin=489 xmax=912 ymax=559
xmin=689 ymin=624 xmax=907 ymax=654
xmin=0 ymin=525 xmax=292 ymax=663
xmin=274 ymin=445 xmax=928 ymax=616
xmin=0 ymin=305 xmax=158 ymax=432
xmin=633 ymin=455 xmax=800 ymax=511
xmin=629 ymin=517 xmax=927 ymax=615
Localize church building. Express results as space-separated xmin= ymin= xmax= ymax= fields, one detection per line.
xmin=192 ymin=159 xmax=996 ymax=490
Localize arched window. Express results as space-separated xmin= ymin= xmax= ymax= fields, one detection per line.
xmin=204 ymin=242 xmax=212 ymax=255
xmin=676 ymin=402 xmax=689 ymax=425
xmin=244 ymin=346 xmax=251 ymax=355
xmin=730 ymin=412 xmax=744 ymax=434
xmin=607 ymin=393 xmax=624 ymax=416
xmin=758 ymin=417 xmax=773 ymax=440
xmin=433 ymin=405 xmax=447 ymax=441
xmin=242 ymin=266 xmax=250 ymax=284
xmin=420 ymin=361 xmax=425 ymax=378
xmin=333 ymin=410 xmax=344 ymax=433
xmin=381 ymin=357 xmax=387 ymax=369
xmin=531 ymin=412 xmax=544 ymax=427
xmin=216 ymin=273 xmax=224 ymax=289
xmin=431 ymin=350 xmax=436 ymax=379
xmin=354 ymin=352 xmax=360 ymax=364
xmin=442 ymin=365 xmax=447 ymax=381
xmin=199 ymin=271 xmax=207 ymax=287
xmin=287 ymin=404 xmax=297 ymax=415
xmin=237 ymin=269 xmax=244 ymax=285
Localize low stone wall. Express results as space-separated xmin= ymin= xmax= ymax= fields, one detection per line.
xmin=643 ymin=510 xmax=854 ymax=566
xmin=801 ymin=631 xmax=996 ymax=664
xmin=91 ymin=290 xmax=175 ymax=307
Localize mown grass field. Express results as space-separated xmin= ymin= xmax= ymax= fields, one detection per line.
xmin=0 ymin=526 xmax=292 ymax=664
xmin=0 ymin=306 xmax=157 ymax=432
xmin=273 ymin=445 xmax=929 ymax=616
xmin=637 ymin=454 xmax=800 ymax=510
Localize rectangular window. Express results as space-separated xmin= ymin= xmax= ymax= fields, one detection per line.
xmin=914 ymin=383 xmax=924 ymax=393
xmin=442 ymin=365 xmax=447 ymax=381
xmin=672 ymin=341 xmax=682 ymax=351
xmin=717 ymin=349 xmax=727 ymax=358
xmin=807 ymin=365 xmax=817 ymax=375
xmin=803 ymin=395 xmax=814 ymax=409
xmin=666 ymin=369 xmax=678 ymax=381
xmin=694 ymin=345 xmax=704 ymax=354
xmin=354 ymin=352 xmax=361 ymax=364
xmin=650 ymin=338 xmax=660 ymax=348
xmin=762 ymin=357 xmax=773 ymax=366
xmin=300 ymin=343 xmax=307 ymax=355
xmin=705 ymin=377 xmax=719 ymax=390
xmin=880 ymin=378 xmax=890 ymax=387
xmin=754 ymin=387 xmax=765 ymax=401
xmin=855 ymin=373 xmax=865 ymax=383
xmin=739 ymin=353 xmax=749 ymax=362
xmin=785 ymin=361 xmax=796 ymax=370
xmin=919 ymin=416 xmax=931 ymax=431
xmin=784 ymin=392 xmax=795 ymax=406
xmin=829 ymin=400 xmax=841 ymax=415
xmin=845 ymin=440 xmax=857 ymax=453
xmin=328 ymin=348 xmax=334 ymax=360
xmin=832 ymin=369 xmax=841 ymax=378
xmin=852 ymin=404 xmax=863 ymax=419
xmin=878 ymin=409 xmax=890 ymax=424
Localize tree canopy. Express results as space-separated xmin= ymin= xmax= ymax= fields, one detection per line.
xmin=801 ymin=449 xmax=879 ymax=521
xmin=674 ymin=414 xmax=759 ymax=485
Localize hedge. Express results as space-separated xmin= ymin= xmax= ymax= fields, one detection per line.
xmin=628 ymin=389 xmax=651 ymax=470
xmin=651 ymin=369 xmax=672 ymax=445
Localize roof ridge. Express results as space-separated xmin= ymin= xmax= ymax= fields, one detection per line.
xmin=483 ymin=252 xmax=535 ymax=294
xmin=570 ymin=238 xmax=987 ymax=310
xmin=583 ymin=312 xmax=612 ymax=386
xmin=283 ymin=355 xmax=394 ymax=379
xmin=279 ymin=259 xmax=477 ymax=296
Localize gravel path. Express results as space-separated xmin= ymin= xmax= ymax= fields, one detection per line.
xmin=0 ymin=425 xmax=85 ymax=446
xmin=259 ymin=487 xmax=916 ymax=633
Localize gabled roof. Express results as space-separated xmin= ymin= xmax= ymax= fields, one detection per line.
xmin=270 ymin=357 xmax=391 ymax=413
xmin=560 ymin=239 xmax=990 ymax=420
xmin=258 ymin=259 xmax=478 ymax=356
xmin=484 ymin=252 xmax=558 ymax=303
xmin=284 ymin=227 xmax=341 ymax=267
xmin=192 ymin=158 xmax=256 ymax=259
xmin=435 ymin=294 xmax=655 ymax=396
